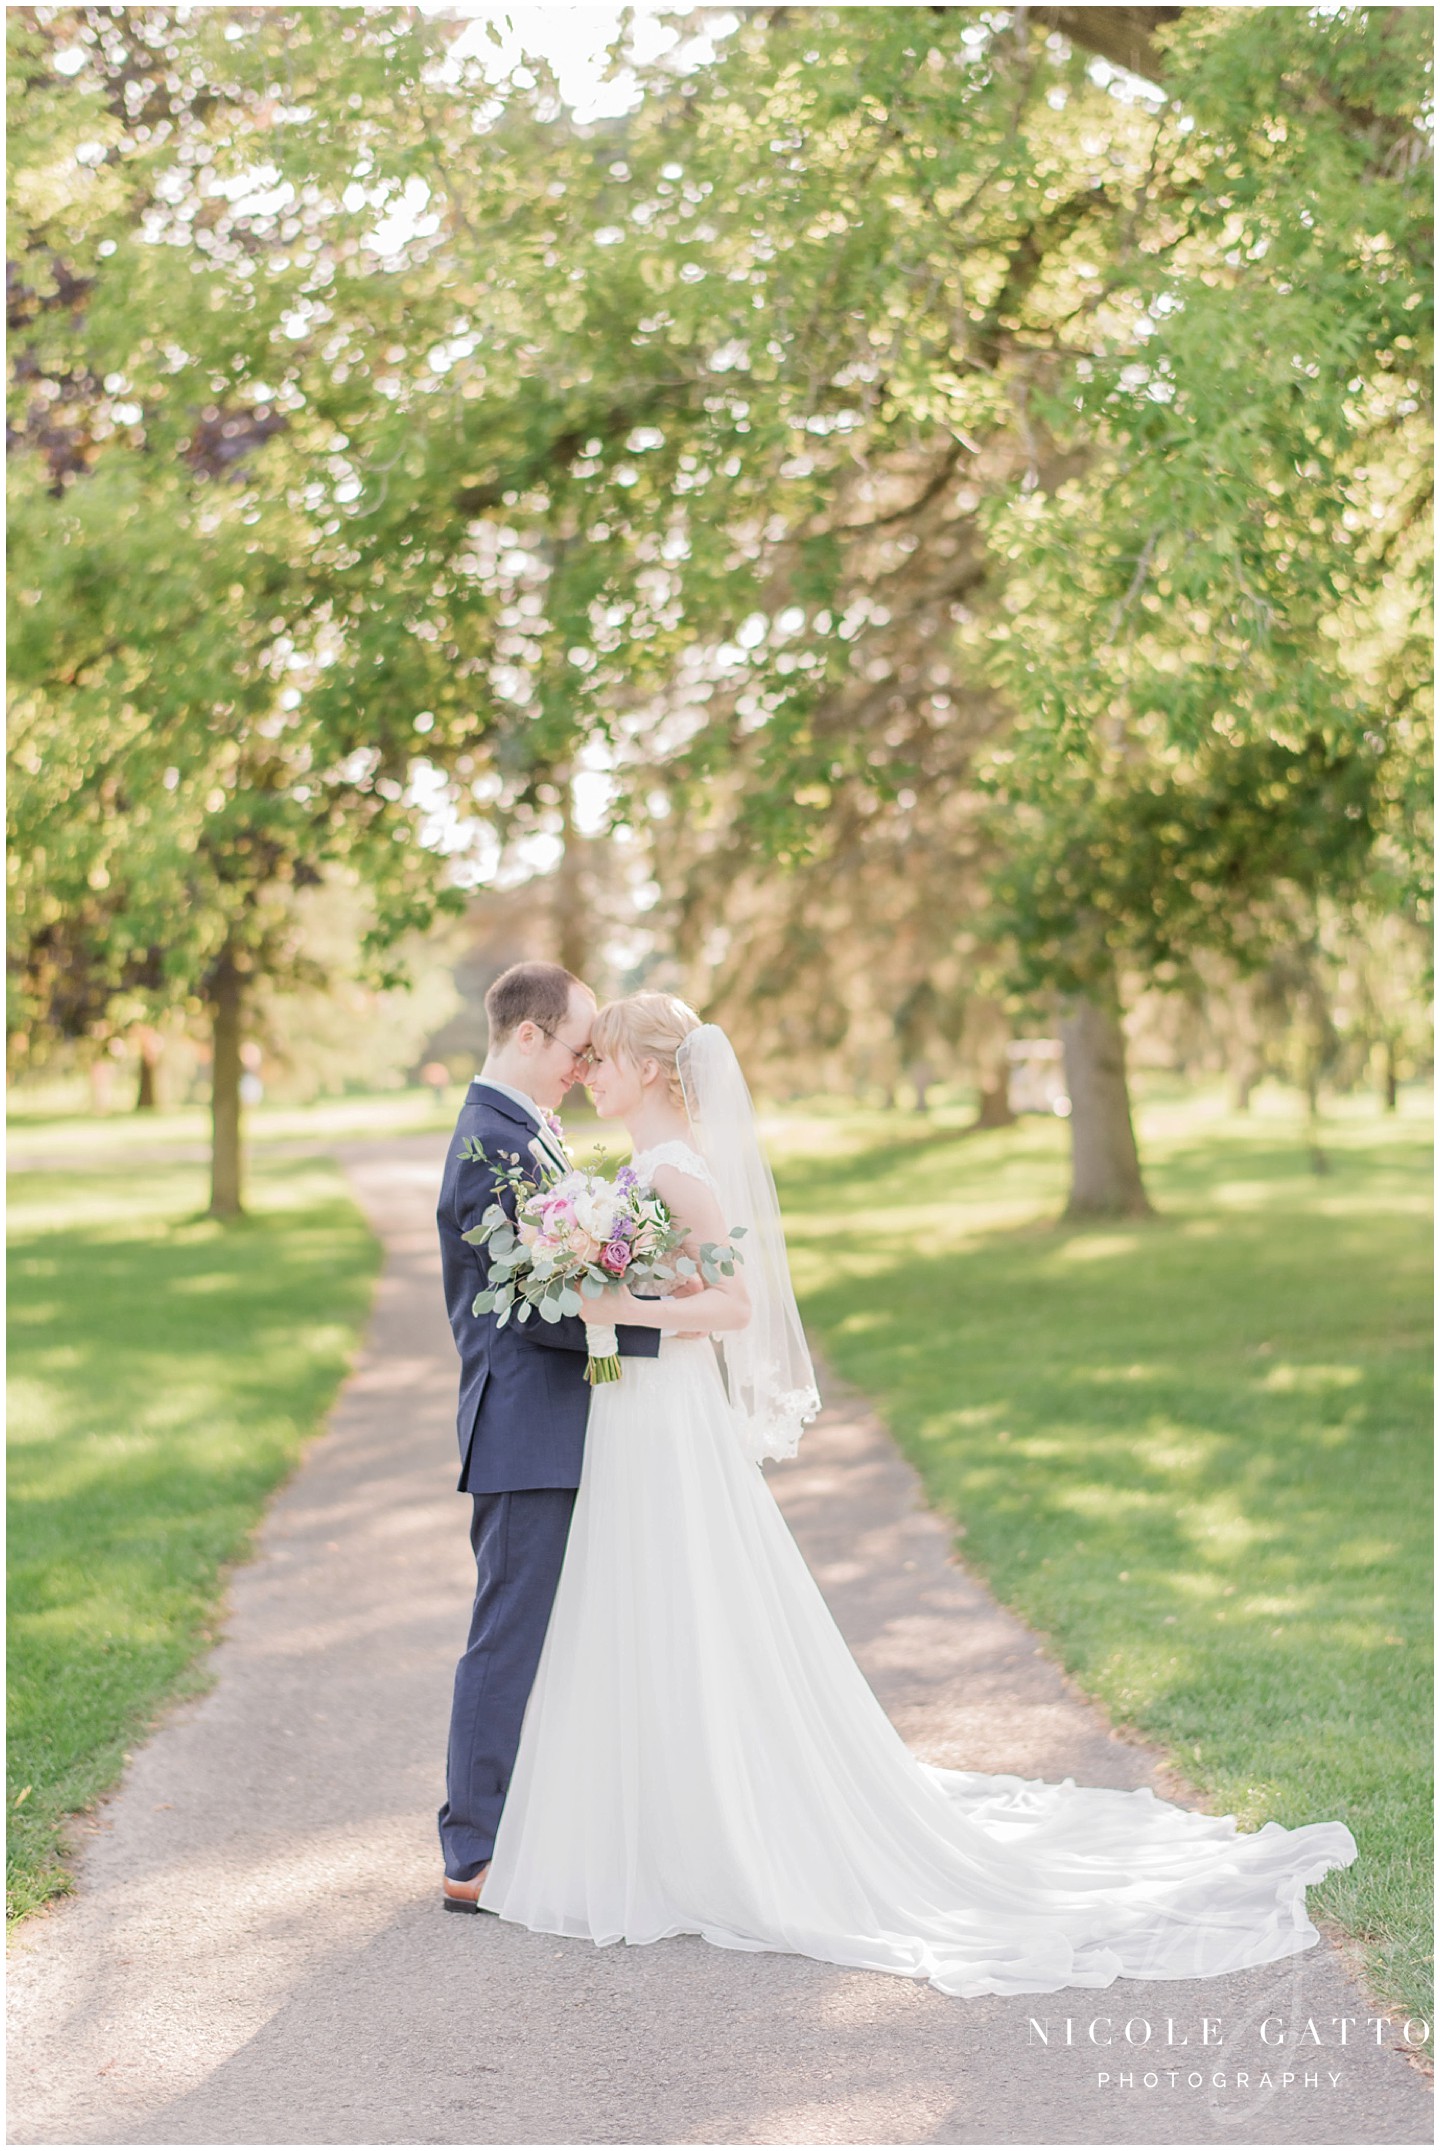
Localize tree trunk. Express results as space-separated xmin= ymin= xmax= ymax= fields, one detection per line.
xmin=1382 ymin=1037 xmax=1399 ymax=1113
xmin=208 ymin=948 xmax=245 ymax=1219
xmin=1031 ymin=6 xmax=1185 ymax=83
xmin=1299 ymin=979 xmax=1332 ymax=1174
xmin=974 ymin=1077 xmax=1016 ymax=1128
xmin=554 ymin=770 xmax=588 ymax=980
xmin=1303 ymin=1064 xmax=1329 ymax=1176
xmin=1231 ymin=1058 xmax=1261 ymax=1114
xmin=966 ymin=1001 xmax=1018 ymax=1129
xmin=134 ymin=1029 xmax=160 ymax=1112
xmin=1059 ymin=990 xmax=1152 ymax=1218
xmin=1227 ymin=975 xmax=1265 ymax=1114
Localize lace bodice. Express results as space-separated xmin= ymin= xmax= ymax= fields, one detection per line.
xmin=629 ymin=1139 xmax=719 ymax=1195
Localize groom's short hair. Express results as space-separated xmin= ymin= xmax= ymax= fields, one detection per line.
xmin=485 ymin=961 xmax=587 ymax=1047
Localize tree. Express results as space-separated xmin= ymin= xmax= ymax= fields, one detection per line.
xmin=8 ymin=7 xmax=483 ymax=1208
xmin=521 ymin=4 xmax=1424 ymax=1213
xmin=641 ymin=5 xmax=1428 ymax=1207
xmin=11 ymin=5 xmax=1428 ymax=1227
xmin=981 ymin=4 xmax=1431 ymax=1207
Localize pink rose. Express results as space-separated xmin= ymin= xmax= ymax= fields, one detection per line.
xmin=600 ymin=1239 xmax=630 ymax=1276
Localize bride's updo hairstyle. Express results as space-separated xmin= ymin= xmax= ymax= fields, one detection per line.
xmin=592 ymin=992 xmax=701 ymax=1110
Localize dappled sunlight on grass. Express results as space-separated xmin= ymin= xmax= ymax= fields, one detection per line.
xmin=6 ymin=1083 xmax=469 ymax=1166
xmin=1054 ymin=1232 xmax=1145 ymax=1261
xmin=769 ymin=1087 xmax=1432 ymax=2026
xmin=1259 ymin=1361 xmax=1364 ymax=1393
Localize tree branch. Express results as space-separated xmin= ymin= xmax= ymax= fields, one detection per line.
xmin=1030 ymin=8 xmax=1185 ymax=87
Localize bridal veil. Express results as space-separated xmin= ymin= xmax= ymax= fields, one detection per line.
xmin=676 ymin=1023 xmax=821 ymax=1463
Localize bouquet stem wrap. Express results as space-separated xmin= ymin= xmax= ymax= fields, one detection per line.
xmin=585 ymin=1323 xmax=621 ymax=1385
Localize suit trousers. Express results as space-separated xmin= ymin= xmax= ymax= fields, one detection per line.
xmin=437 ymin=1486 xmax=577 ymax=1879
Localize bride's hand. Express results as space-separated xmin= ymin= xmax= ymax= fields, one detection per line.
xmin=580 ymin=1285 xmax=638 ymax=1325
xmin=578 ymin=1273 xmax=711 ymax=1333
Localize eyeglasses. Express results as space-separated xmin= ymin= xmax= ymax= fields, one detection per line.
xmin=534 ymin=1021 xmax=596 ymax=1070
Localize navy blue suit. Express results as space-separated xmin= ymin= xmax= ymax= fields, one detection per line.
xmin=436 ymin=1081 xmax=661 ymax=1878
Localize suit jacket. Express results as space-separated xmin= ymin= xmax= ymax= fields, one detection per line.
xmin=437 ymin=1082 xmax=661 ymax=1493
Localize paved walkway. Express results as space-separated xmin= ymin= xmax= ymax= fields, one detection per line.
xmin=7 ymin=1139 xmax=1430 ymax=2145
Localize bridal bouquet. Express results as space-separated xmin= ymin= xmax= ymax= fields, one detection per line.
xmin=459 ymin=1143 xmax=743 ymax=1384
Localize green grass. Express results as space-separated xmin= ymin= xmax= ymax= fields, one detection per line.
xmin=9 ymin=1080 xmax=1431 ymax=2032
xmin=7 ymin=1153 xmax=379 ymax=1924
xmin=770 ymin=1083 xmax=1433 ymax=2031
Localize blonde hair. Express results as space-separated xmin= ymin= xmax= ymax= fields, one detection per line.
xmin=592 ymin=992 xmax=701 ymax=1110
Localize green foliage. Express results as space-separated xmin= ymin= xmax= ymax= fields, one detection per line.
xmin=984 ymin=4 xmax=1432 ymax=988
xmin=8 ymin=5 xmax=1430 ymax=1095
xmin=993 ymin=730 xmax=1383 ymax=995
xmin=7 ymin=6 xmax=475 ymax=1051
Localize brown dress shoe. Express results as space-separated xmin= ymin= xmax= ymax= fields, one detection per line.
xmin=442 ymin=1865 xmax=493 ymax=1915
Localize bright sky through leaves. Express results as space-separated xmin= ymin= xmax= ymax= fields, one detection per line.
xmin=415 ymin=2 xmax=739 ymax=123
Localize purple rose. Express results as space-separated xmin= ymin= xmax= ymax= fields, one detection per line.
xmin=600 ymin=1239 xmax=630 ymax=1276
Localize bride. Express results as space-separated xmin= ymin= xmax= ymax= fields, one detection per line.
xmin=478 ymin=992 xmax=1357 ymax=1998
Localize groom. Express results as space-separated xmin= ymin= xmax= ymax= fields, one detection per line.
xmin=434 ymin=960 xmax=665 ymax=1911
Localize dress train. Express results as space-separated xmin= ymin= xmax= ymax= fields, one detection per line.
xmin=481 ymin=1338 xmax=1356 ymax=1999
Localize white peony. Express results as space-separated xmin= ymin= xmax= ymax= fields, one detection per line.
xmin=572 ymin=1178 xmax=622 ymax=1243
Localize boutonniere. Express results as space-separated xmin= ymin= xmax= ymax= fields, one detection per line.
xmin=540 ymin=1107 xmax=565 ymax=1147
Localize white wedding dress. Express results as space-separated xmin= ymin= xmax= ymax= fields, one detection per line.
xmin=479 ymin=1135 xmax=1357 ymax=1999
